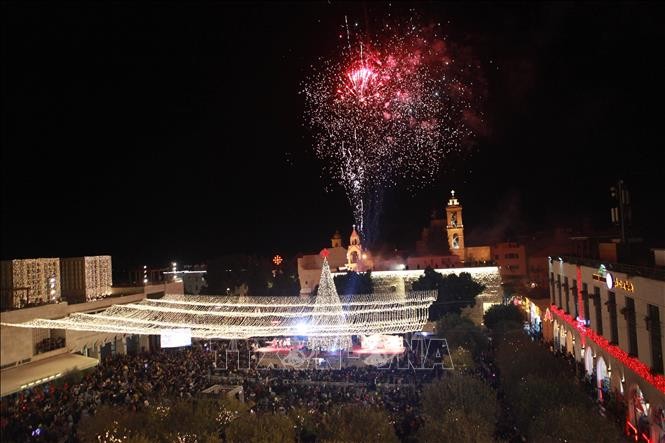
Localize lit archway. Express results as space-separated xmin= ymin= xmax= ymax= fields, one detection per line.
xmin=627 ymin=385 xmax=649 ymax=432
xmin=565 ymin=328 xmax=574 ymax=355
xmin=559 ymin=326 xmax=567 ymax=352
xmin=610 ymin=369 xmax=623 ymax=395
xmin=584 ymin=347 xmax=594 ymax=375
xmin=596 ymin=357 xmax=609 ymax=401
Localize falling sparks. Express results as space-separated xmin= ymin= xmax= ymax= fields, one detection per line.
xmin=302 ymin=14 xmax=482 ymax=239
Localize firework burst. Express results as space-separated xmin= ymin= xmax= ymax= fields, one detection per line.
xmin=302 ymin=15 xmax=482 ymax=242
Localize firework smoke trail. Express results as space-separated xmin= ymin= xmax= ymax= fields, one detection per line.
xmin=303 ymin=15 xmax=482 ymax=245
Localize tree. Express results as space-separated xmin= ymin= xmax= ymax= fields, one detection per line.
xmin=419 ymin=375 xmax=498 ymax=442
xmin=500 ymin=281 xmax=519 ymax=304
xmin=529 ymin=404 xmax=623 ymax=442
xmin=225 ymin=412 xmax=295 ymax=443
xmin=159 ymin=398 xmax=223 ymax=438
xmin=78 ymin=405 xmax=150 ymax=442
xmin=511 ymin=377 xmax=623 ymax=442
xmin=77 ymin=399 xmax=241 ymax=443
xmin=483 ymin=303 xmax=526 ymax=331
xmin=417 ymin=409 xmax=495 ymax=443
xmin=268 ymin=268 xmax=300 ymax=296
xmin=288 ymin=407 xmax=320 ymax=443
xmin=492 ymin=331 xmax=623 ymax=442
xmin=421 ymin=375 xmax=498 ymax=422
xmin=412 ymin=268 xmax=485 ymax=320
xmin=320 ymin=405 xmax=399 ymax=443
xmin=450 ymin=346 xmax=475 ymax=370
xmin=435 ymin=313 xmax=487 ymax=358
xmin=333 ymin=270 xmax=373 ymax=295
xmin=494 ymin=332 xmax=568 ymax=387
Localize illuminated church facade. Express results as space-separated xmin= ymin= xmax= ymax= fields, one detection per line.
xmin=297 ymin=190 xmax=492 ymax=295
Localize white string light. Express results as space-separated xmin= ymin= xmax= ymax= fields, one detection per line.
xmin=2 ymin=258 xmax=435 ymax=342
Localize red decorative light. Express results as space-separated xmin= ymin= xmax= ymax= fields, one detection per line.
xmin=551 ymin=305 xmax=665 ymax=394
xmin=272 ymin=255 xmax=283 ymax=266
xmin=320 ymin=248 xmax=330 ymax=258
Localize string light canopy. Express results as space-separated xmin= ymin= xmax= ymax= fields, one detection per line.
xmin=2 ymin=258 xmax=435 ymax=345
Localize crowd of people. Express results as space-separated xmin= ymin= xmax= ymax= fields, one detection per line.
xmin=240 ymin=366 xmax=436 ymax=440
xmin=1 ymin=338 xmax=465 ymax=442
xmin=34 ymin=337 xmax=66 ymax=355
xmin=1 ymin=347 xmax=216 ymax=442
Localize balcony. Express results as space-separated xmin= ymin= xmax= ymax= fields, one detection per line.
xmin=561 ymin=256 xmax=665 ymax=281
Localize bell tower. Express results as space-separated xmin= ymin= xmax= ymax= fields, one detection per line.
xmin=331 ymin=230 xmax=342 ymax=248
xmin=346 ymin=225 xmax=363 ymax=271
xmin=446 ymin=190 xmax=465 ymax=261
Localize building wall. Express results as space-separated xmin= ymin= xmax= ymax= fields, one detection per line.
xmin=0 ymin=261 xmax=14 ymax=310
xmin=0 ymin=259 xmax=61 ymax=308
xmin=298 ymin=269 xmax=323 ymax=296
xmin=653 ymin=249 xmax=665 ymax=267
xmin=549 ymin=258 xmax=665 ymax=416
xmin=0 ymin=281 xmax=184 ymax=369
xmin=550 ymin=260 xmax=665 ymax=371
xmin=415 ymin=219 xmax=448 ymax=255
xmin=493 ymin=243 xmax=527 ymax=278
xmin=1 ymin=302 xmax=69 ymax=367
xmin=83 ymin=256 xmax=112 ymax=300
xmin=406 ymin=255 xmax=459 ymax=270
xmin=527 ymin=256 xmax=549 ymax=288
xmin=297 ymin=246 xmax=347 ymax=295
xmin=465 ymin=246 xmax=492 ymax=264
xmin=61 ymin=256 xmax=113 ymax=303
xmin=59 ymin=257 xmax=86 ymax=303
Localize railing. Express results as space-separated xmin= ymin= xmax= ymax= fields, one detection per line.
xmin=1 ymin=299 xmax=61 ymax=313
xmin=561 ymin=256 xmax=665 ymax=281
xmin=34 ymin=336 xmax=66 ymax=355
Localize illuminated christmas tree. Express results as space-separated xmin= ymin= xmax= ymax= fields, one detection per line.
xmin=307 ymin=250 xmax=353 ymax=351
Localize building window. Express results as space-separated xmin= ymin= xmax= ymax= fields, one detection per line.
xmin=550 ymin=272 xmax=556 ymax=305
xmin=572 ymin=279 xmax=579 ymax=319
xmin=564 ymin=277 xmax=570 ymax=314
xmin=623 ymin=297 xmax=638 ymax=357
xmin=593 ymin=286 xmax=603 ymax=335
xmin=33 ymin=329 xmax=49 ymax=355
xmin=582 ymin=283 xmax=590 ymax=323
xmin=607 ymin=292 xmax=619 ymax=345
xmin=33 ymin=329 xmax=65 ymax=355
xmin=647 ymin=304 xmax=663 ymax=374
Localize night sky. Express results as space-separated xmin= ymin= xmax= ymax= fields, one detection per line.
xmin=2 ymin=2 xmax=664 ymax=268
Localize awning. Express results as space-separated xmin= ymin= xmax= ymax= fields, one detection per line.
xmin=1 ymin=353 xmax=99 ymax=397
